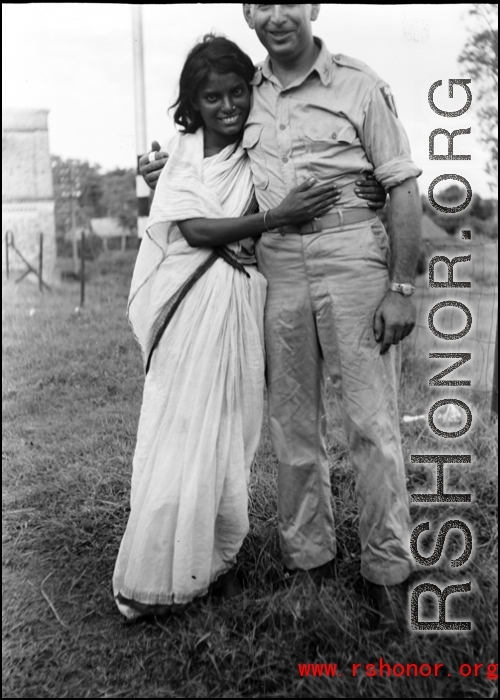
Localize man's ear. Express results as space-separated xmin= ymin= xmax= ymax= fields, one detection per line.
xmin=243 ymin=4 xmax=255 ymax=29
xmin=311 ymin=4 xmax=321 ymax=22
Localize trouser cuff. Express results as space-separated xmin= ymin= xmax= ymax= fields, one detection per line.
xmin=361 ymin=559 xmax=414 ymax=586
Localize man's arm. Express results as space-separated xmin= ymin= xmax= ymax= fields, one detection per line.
xmin=139 ymin=143 xmax=388 ymax=206
xmin=373 ymin=176 xmax=421 ymax=354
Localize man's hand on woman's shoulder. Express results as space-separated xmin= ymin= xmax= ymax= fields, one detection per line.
xmin=139 ymin=141 xmax=169 ymax=190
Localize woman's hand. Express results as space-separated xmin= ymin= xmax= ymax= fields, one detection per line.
xmin=270 ymin=178 xmax=341 ymax=228
xmin=355 ymin=174 xmax=387 ymax=210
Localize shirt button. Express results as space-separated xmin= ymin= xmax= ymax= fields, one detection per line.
xmin=280 ymin=125 xmax=286 ymax=130
xmin=332 ymin=132 xmax=337 ymax=139
xmin=282 ymin=157 xmax=288 ymax=163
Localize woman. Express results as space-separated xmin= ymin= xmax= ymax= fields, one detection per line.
xmin=112 ymin=35 xmax=342 ymax=619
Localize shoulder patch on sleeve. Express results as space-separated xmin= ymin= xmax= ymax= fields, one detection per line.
xmin=379 ymin=84 xmax=398 ymax=117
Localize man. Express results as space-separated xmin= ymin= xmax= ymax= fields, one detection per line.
xmin=141 ymin=4 xmax=422 ymax=630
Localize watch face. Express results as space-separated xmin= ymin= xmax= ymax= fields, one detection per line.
xmin=391 ymin=283 xmax=415 ymax=296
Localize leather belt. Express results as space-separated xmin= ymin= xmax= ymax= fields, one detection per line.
xmin=273 ymin=208 xmax=377 ymax=235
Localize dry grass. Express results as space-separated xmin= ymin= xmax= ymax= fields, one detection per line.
xmin=2 ymin=251 xmax=498 ymax=698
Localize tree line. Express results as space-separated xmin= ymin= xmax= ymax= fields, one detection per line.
xmin=51 ymin=156 xmax=139 ymax=240
xmin=421 ymin=186 xmax=498 ymax=239
xmin=52 ymin=154 xmax=497 ymax=246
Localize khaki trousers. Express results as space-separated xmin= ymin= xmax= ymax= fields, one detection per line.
xmin=256 ymin=217 xmax=413 ymax=585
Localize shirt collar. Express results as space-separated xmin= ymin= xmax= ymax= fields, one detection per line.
xmin=252 ymin=37 xmax=332 ymax=88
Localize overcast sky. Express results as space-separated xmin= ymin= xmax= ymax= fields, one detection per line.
xmin=2 ymin=3 xmax=495 ymax=197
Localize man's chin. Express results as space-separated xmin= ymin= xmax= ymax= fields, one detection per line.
xmin=266 ymin=41 xmax=298 ymax=59
xmin=267 ymin=33 xmax=296 ymax=49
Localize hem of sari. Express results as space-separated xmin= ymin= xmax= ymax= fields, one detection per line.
xmin=114 ymin=562 xmax=235 ymax=618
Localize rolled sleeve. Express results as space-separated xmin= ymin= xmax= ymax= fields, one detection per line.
xmin=361 ymin=83 xmax=422 ymax=190
xmin=374 ymin=157 xmax=422 ymax=190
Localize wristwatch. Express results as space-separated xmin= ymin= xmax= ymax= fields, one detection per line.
xmin=389 ymin=282 xmax=415 ymax=297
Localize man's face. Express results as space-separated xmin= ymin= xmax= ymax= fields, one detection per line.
xmin=243 ymin=5 xmax=320 ymax=61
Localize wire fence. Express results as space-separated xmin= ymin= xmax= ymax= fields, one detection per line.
xmin=407 ymin=237 xmax=498 ymax=397
xmin=3 ymin=229 xmax=497 ymax=404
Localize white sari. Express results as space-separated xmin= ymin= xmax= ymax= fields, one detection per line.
xmin=113 ymin=130 xmax=267 ymax=617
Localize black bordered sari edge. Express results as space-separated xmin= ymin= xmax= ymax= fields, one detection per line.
xmin=144 ymin=191 xmax=259 ymax=376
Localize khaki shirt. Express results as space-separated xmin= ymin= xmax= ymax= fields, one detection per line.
xmin=243 ymin=38 xmax=422 ymax=212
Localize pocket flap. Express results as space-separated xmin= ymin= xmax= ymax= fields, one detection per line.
xmin=304 ymin=121 xmax=356 ymax=144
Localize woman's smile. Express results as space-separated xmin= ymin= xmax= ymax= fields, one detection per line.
xmin=219 ymin=113 xmax=242 ymax=124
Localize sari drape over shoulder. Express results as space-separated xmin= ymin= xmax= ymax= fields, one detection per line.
xmin=113 ymin=130 xmax=267 ymax=617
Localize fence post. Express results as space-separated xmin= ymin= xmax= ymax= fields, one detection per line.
xmin=492 ymin=320 xmax=498 ymax=416
xmin=39 ymin=233 xmax=44 ymax=293
xmin=80 ymin=231 xmax=85 ymax=307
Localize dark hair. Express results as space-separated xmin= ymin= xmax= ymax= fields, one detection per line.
xmin=171 ymin=34 xmax=255 ymax=134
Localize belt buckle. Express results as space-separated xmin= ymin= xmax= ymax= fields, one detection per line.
xmin=302 ymin=218 xmax=323 ymax=234
xmin=312 ymin=218 xmax=323 ymax=233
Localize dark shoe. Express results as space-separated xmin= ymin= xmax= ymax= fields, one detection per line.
xmin=210 ymin=568 xmax=243 ymax=599
xmin=284 ymin=558 xmax=336 ymax=586
xmin=368 ymin=579 xmax=409 ymax=632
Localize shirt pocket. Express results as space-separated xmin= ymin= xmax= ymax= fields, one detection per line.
xmin=301 ymin=117 xmax=357 ymax=153
xmin=242 ymin=123 xmax=269 ymax=190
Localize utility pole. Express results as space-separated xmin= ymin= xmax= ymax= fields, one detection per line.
xmin=132 ymin=5 xmax=150 ymax=239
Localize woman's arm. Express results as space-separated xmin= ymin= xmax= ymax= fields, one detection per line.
xmin=178 ymin=178 xmax=342 ymax=247
xmin=140 ymin=144 xmax=389 ymax=212
xmin=178 ymin=211 xmax=276 ymax=247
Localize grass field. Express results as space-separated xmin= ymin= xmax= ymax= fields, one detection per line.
xmin=2 ymin=251 xmax=498 ymax=699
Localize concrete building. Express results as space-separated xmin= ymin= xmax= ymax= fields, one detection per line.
xmin=2 ymin=108 xmax=57 ymax=283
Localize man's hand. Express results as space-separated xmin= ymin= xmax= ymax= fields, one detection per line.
xmin=355 ymin=174 xmax=387 ymax=210
xmin=373 ymin=291 xmax=416 ymax=354
xmin=139 ymin=141 xmax=169 ymax=191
